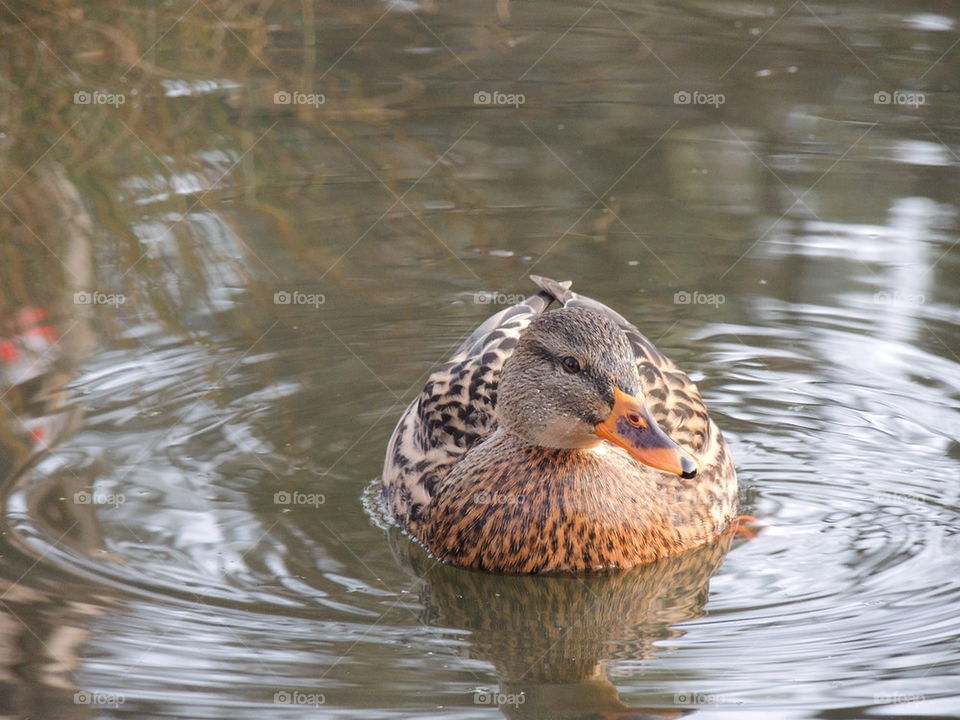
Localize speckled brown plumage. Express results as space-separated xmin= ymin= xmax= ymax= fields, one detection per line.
xmin=382 ymin=276 xmax=738 ymax=574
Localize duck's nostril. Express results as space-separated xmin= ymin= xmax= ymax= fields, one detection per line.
xmin=627 ymin=412 xmax=642 ymax=425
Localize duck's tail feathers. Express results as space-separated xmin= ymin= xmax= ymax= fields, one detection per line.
xmin=529 ymin=275 xmax=574 ymax=305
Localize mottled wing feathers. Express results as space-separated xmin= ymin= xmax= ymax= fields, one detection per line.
xmin=447 ymin=286 xmax=560 ymax=362
xmin=383 ymin=287 xmax=559 ymax=531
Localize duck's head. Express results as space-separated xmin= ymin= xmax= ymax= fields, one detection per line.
xmin=498 ymin=307 xmax=698 ymax=478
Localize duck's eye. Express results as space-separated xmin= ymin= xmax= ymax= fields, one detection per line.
xmin=561 ymin=356 xmax=581 ymax=374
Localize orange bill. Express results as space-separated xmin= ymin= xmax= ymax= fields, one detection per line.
xmin=594 ymin=387 xmax=698 ymax=478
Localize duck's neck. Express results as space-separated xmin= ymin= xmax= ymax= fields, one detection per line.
xmin=499 ymin=426 xmax=597 ymax=456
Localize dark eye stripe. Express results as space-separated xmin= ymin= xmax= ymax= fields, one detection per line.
xmin=594 ymin=376 xmax=615 ymax=409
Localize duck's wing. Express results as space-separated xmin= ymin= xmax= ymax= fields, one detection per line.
xmin=383 ymin=285 xmax=564 ymax=531
xmin=530 ymin=275 xmax=712 ymax=456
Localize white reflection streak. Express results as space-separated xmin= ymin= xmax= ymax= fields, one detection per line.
xmin=117 ymin=120 xmax=282 ymax=281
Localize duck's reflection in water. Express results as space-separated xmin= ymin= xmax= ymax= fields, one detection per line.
xmin=392 ymin=530 xmax=734 ymax=719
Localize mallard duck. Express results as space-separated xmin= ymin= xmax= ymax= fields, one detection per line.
xmin=382 ymin=276 xmax=738 ymax=574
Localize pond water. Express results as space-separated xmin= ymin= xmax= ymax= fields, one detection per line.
xmin=0 ymin=1 xmax=958 ymax=718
